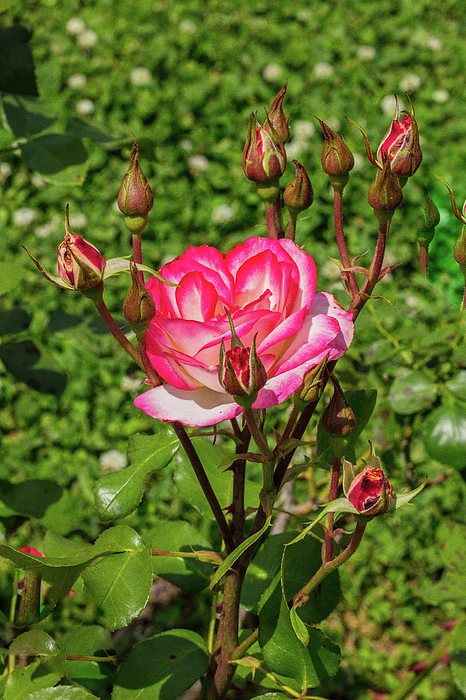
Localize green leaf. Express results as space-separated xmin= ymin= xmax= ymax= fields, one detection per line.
xmin=249 ymin=695 xmax=291 ymax=700
xmin=4 ymin=650 xmax=66 ymax=700
xmin=0 ymin=342 xmax=66 ymax=396
xmin=258 ymin=574 xmax=340 ymax=691
xmin=2 ymin=96 xmax=56 ymax=137
xmin=20 ymin=135 xmax=88 ymax=185
xmin=81 ymin=528 xmax=152 ymax=631
xmin=447 ymin=370 xmax=466 ymax=402
xmin=451 ymin=618 xmax=466 ymax=694
xmin=23 ymin=688 xmax=99 ymax=699
xmin=0 ymin=307 xmax=31 ymax=335
xmin=94 ymin=430 xmax=179 ymax=521
xmin=112 ymin=629 xmax=209 ymax=700
xmin=0 ymin=25 xmax=38 ymax=97
xmin=9 ymin=631 xmax=58 ymax=657
xmin=316 ymin=389 xmax=378 ymax=461
xmin=423 ymin=401 xmax=466 ymax=469
xmin=388 ymin=370 xmax=437 ymax=415
xmin=173 ymin=437 xmax=261 ymax=517
xmin=0 ymin=264 xmax=29 ymax=295
xmin=148 ymin=520 xmax=214 ymax=592
xmin=289 ymin=607 xmax=309 ymax=647
xmin=66 ymin=117 xmax=115 ymax=143
xmin=242 ymin=532 xmax=341 ymax=625
xmin=59 ymin=625 xmax=114 ymax=697
xmin=210 ymin=516 xmax=271 ymax=589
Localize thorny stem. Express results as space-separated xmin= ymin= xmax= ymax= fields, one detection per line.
xmin=171 ymin=421 xmax=235 ymax=554
xmin=350 ymin=218 xmax=391 ymax=321
xmin=287 ymin=211 xmax=298 ymax=241
xmin=462 ymin=283 xmax=466 ymax=311
xmin=277 ymin=403 xmax=301 ymax=448
xmin=264 ymin=193 xmax=285 ymax=239
xmin=137 ymin=338 xmax=162 ymax=387
xmin=243 ymin=408 xmax=276 ymax=506
xmin=386 ymin=613 xmax=466 ymax=700
xmin=293 ymin=521 xmax=366 ymax=608
xmin=334 ymin=189 xmax=359 ymax=298
xmin=94 ymin=297 xmax=144 ymax=370
xmin=15 ymin=570 xmax=41 ymax=626
xmin=231 ymin=424 xmax=250 ymax=546
xmin=419 ymin=242 xmax=429 ymax=276
xmin=325 ymin=456 xmax=341 ymax=563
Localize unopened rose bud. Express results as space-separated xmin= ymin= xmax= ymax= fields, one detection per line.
xmin=377 ymin=97 xmax=422 ymax=178
xmin=294 ymin=354 xmax=328 ymax=409
xmin=219 ymin=333 xmax=267 ymax=406
xmin=57 ymin=206 xmax=105 ymax=291
xmin=243 ymin=112 xmax=287 ymax=203
xmin=123 ymin=263 xmax=156 ymax=339
xmin=266 ymin=83 xmax=290 ymax=144
xmin=118 ymin=140 xmax=154 ymax=235
xmin=284 ymin=160 xmax=313 ymax=215
xmin=346 ymin=462 xmax=393 ymax=518
xmin=316 ymin=118 xmax=354 ymax=193
xmin=368 ymin=154 xmax=403 ymax=226
xmin=322 ymin=378 xmax=356 ymax=436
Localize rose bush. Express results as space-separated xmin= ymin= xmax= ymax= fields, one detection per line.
xmin=135 ymin=237 xmax=354 ymax=427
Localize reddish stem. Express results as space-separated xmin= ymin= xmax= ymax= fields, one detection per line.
xmin=334 ymin=189 xmax=359 ymax=298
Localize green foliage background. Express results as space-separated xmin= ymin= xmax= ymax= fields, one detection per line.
xmin=1 ymin=0 xmax=466 ymax=698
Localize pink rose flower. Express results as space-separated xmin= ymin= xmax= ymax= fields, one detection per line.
xmin=134 ymin=237 xmax=354 ymax=427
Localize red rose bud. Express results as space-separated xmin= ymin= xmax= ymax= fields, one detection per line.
xmin=368 ymin=153 xmax=403 ymax=225
xmin=377 ymin=98 xmax=422 ymax=178
xmin=219 ymin=334 xmax=267 ymax=400
xmin=317 ymin=118 xmax=354 ymax=192
xmin=57 ymin=206 xmax=105 ymax=291
xmin=284 ymin=160 xmax=313 ymax=214
xmin=118 ymin=140 xmax=154 ymax=235
xmin=347 ymin=465 xmax=393 ymax=517
xmin=123 ymin=263 xmax=156 ymax=338
xmin=266 ymin=83 xmax=290 ymax=144
xmin=243 ymin=112 xmax=287 ymax=185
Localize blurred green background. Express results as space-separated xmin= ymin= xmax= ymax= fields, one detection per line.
xmin=1 ymin=1 xmax=466 ymax=698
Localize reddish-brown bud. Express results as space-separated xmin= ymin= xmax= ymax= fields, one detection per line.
xmin=118 ymin=140 xmax=154 ymax=235
xmin=219 ymin=333 xmax=267 ymax=401
xmin=243 ymin=112 xmax=287 ymax=184
xmin=283 ymin=160 xmax=313 ymax=214
xmin=123 ymin=263 xmax=156 ymax=338
xmin=322 ymin=379 xmax=356 ymax=436
xmin=266 ymin=83 xmax=290 ymax=144
xmin=377 ymin=97 xmax=422 ymax=178
xmin=368 ymin=153 xmax=403 ymax=221
xmin=57 ymin=206 xmax=105 ymax=290
xmin=317 ymin=118 xmax=354 ymax=187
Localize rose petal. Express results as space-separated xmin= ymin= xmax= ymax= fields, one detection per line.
xmin=135 ymin=385 xmax=241 ymax=427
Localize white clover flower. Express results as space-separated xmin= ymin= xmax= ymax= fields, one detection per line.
xmin=69 ymin=212 xmax=88 ymax=229
xmin=313 ymin=62 xmax=334 ymax=79
xmin=121 ymin=375 xmax=142 ymax=392
xmin=293 ymin=120 xmax=315 ymax=139
xmin=357 ymin=46 xmax=376 ymax=61
xmin=188 ymin=155 xmax=209 ymax=176
xmin=31 ymin=173 xmax=46 ymax=189
xmin=35 ymin=222 xmax=54 ymax=239
xmin=212 ymin=204 xmax=234 ymax=224
xmin=352 ymin=152 xmax=365 ymax=172
xmin=76 ymin=99 xmax=95 ymax=115
xmin=381 ymin=94 xmax=405 ymax=116
xmin=262 ymin=63 xmax=282 ymax=83
xmin=99 ymin=449 xmax=128 ymax=473
xmin=285 ymin=139 xmax=307 ymax=160
xmin=13 ymin=208 xmax=37 ymax=228
xmin=77 ymin=29 xmax=98 ymax=49
xmin=325 ymin=117 xmax=341 ymax=132
xmin=179 ymin=20 xmax=197 ymax=33
xmin=68 ymin=73 xmax=87 ymax=89
xmin=432 ymin=89 xmax=449 ymax=103
xmin=399 ymin=74 xmax=421 ymax=92
xmin=130 ymin=68 xmax=152 ymax=86
xmin=180 ymin=139 xmax=193 ymax=152
xmin=0 ymin=162 xmax=12 ymax=177
xmin=427 ymin=36 xmax=443 ymax=51
xmin=296 ymin=9 xmax=312 ymax=21
xmin=66 ymin=17 xmax=85 ymax=35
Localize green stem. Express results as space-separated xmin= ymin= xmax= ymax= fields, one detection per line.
xmin=386 ymin=613 xmax=465 ymax=700
xmin=94 ymin=297 xmax=144 ymax=370
xmin=293 ymin=521 xmax=366 ymax=608
xmin=350 ymin=219 xmax=391 ymax=321
xmin=232 ymin=628 xmax=258 ymax=660
xmin=171 ymin=422 xmax=235 ymax=553
xmin=287 ymin=211 xmax=298 ymax=241
xmin=15 ymin=570 xmax=41 ymax=626
xmin=334 ymin=189 xmax=359 ymax=298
